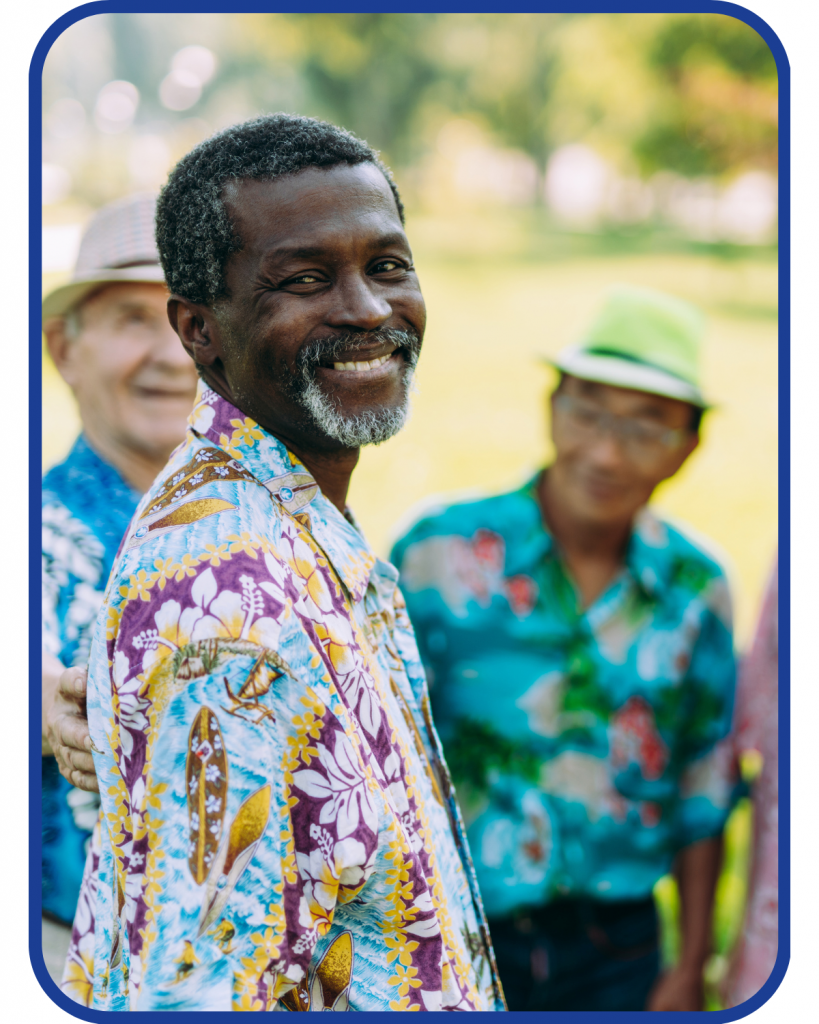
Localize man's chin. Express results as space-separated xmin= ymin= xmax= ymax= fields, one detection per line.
xmin=298 ymin=383 xmax=411 ymax=449
xmin=123 ymin=425 xmax=189 ymax=464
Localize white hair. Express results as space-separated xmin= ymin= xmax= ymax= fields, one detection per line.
xmin=297 ymin=371 xmax=415 ymax=447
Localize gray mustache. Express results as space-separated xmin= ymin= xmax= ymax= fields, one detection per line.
xmin=296 ymin=328 xmax=421 ymax=375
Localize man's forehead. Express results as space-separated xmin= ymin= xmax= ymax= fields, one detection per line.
xmin=223 ymin=164 xmax=401 ymax=245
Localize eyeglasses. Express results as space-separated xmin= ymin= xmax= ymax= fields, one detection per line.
xmin=553 ymin=392 xmax=689 ymax=462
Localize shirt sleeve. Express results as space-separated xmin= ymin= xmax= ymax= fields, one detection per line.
xmin=390 ymin=534 xmax=452 ymax=729
xmin=733 ymin=557 xmax=778 ymax=756
xmin=675 ymin=575 xmax=740 ymax=848
xmin=42 ymin=550 xmax=63 ymax=659
xmin=42 ymin=499 xmax=107 ymax=665
xmin=93 ymin=565 xmax=377 ymax=1011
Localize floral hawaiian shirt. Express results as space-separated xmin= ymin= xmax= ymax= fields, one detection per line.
xmin=62 ymin=386 xmax=503 ymax=1012
xmin=390 ymin=474 xmax=739 ymax=920
xmin=42 ymin=436 xmax=141 ymax=924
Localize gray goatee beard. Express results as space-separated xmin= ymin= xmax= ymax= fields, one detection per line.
xmin=292 ymin=329 xmax=420 ymax=448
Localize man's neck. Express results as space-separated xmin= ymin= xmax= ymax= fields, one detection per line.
xmin=203 ymin=373 xmax=359 ymax=515
xmin=81 ymin=423 xmax=168 ymax=495
xmin=281 ymin=441 xmax=359 ymax=515
xmin=538 ymin=469 xmax=634 ymax=608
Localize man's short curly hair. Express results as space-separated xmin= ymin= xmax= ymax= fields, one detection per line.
xmin=155 ymin=113 xmax=404 ymax=306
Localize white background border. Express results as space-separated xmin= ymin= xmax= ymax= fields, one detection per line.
xmin=3 ymin=2 xmax=814 ymax=1019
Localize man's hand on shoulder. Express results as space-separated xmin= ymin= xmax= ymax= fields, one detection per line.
xmin=646 ymin=963 xmax=705 ymax=1011
xmin=46 ymin=665 xmax=99 ymax=793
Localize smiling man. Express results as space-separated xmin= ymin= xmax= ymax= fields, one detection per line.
xmin=61 ymin=115 xmax=503 ymax=1012
xmin=41 ymin=194 xmax=197 ymax=973
xmin=391 ymin=286 xmax=739 ymax=1012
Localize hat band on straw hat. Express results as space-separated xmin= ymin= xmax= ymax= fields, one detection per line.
xmin=550 ymin=347 xmax=708 ymax=408
xmin=42 ymin=263 xmax=166 ymax=321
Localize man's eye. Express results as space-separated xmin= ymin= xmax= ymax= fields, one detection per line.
xmin=372 ymin=259 xmax=407 ymax=274
xmin=573 ymin=406 xmax=600 ymax=425
xmin=288 ymin=274 xmax=320 ymax=285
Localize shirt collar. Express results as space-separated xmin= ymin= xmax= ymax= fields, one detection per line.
xmin=65 ymin=434 xmax=142 ymax=501
xmin=188 ymin=384 xmax=377 ymax=603
xmin=625 ymin=507 xmax=673 ymax=599
xmin=519 ymin=470 xmax=672 ymax=600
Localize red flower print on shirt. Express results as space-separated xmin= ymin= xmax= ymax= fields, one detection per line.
xmin=504 ymin=575 xmax=538 ymax=617
xmin=609 ymin=696 xmax=669 ymax=781
xmin=471 ymin=529 xmax=505 ymax=573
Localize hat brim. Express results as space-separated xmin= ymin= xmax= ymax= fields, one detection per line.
xmin=548 ymin=348 xmax=709 ymax=408
xmin=42 ymin=264 xmax=166 ymax=321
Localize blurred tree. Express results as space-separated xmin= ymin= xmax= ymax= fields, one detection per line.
xmin=635 ymin=14 xmax=778 ymax=176
xmin=44 ymin=12 xmax=779 ymax=214
xmin=431 ymin=14 xmax=565 ymax=177
xmin=228 ymin=13 xmax=567 ymax=176
xmin=223 ymin=13 xmax=442 ymax=167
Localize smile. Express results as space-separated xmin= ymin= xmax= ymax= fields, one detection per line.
xmin=133 ymin=387 xmax=196 ymax=399
xmin=332 ymin=353 xmax=394 ymax=372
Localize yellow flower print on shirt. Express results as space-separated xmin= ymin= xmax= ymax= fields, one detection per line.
xmin=63 ymin=940 xmax=95 ymax=1007
xmin=313 ymin=618 xmax=357 ymax=676
xmin=220 ymin=417 xmax=265 ymax=458
xmin=284 ymin=535 xmax=334 ymax=614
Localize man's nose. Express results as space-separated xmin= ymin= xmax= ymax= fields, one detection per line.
xmin=585 ymin=428 xmax=628 ymax=469
xmin=326 ymin=272 xmax=392 ymax=332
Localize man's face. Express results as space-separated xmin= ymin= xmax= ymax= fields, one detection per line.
xmin=549 ymin=374 xmax=700 ymax=526
xmin=51 ymin=282 xmax=198 ymax=461
xmin=176 ymin=163 xmax=426 ymax=453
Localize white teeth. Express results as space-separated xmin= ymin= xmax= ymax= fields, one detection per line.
xmin=331 ymin=354 xmax=392 ymax=372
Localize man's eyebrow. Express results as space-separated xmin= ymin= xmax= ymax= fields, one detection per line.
xmin=260 ymin=233 xmax=410 ymax=265
xmin=114 ymin=301 xmax=155 ymax=314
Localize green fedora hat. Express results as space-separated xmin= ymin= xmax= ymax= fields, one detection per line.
xmin=551 ymin=285 xmax=710 ymax=408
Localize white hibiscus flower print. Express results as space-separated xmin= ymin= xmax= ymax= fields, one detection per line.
xmin=291 ymin=732 xmax=378 ymax=839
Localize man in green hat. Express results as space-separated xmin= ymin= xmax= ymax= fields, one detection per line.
xmin=391 ymin=285 xmax=738 ymax=1011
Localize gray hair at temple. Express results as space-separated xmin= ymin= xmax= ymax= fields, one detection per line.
xmin=155 ymin=113 xmax=404 ymax=307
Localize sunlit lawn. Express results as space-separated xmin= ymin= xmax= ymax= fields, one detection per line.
xmin=42 ymin=219 xmax=776 ymax=1002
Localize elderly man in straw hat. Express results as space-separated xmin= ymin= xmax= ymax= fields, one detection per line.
xmin=392 ymin=286 xmax=739 ymax=1011
xmin=41 ymin=194 xmax=197 ymax=971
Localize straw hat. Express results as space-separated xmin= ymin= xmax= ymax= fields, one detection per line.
xmin=551 ymin=285 xmax=709 ymax=408
xmin=42 ymin=192 xmax=166 ymax=321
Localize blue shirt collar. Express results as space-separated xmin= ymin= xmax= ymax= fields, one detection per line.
xmin=519 ymin=470 xmax=672 ymax=600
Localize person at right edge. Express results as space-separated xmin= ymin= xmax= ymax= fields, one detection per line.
xmin=391 ymin=286 xmax=740 ymax=1011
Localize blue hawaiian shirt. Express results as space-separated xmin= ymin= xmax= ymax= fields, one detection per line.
xmin=42 ymin=436 xmax=141 ymax=924
xmin=391 ymin=473 xmax=739 ymax=919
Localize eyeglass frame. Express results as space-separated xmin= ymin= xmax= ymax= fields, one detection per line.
xmin=551 ymin=391 xmax=694 ymax=459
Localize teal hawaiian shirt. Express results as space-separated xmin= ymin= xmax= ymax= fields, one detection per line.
xmin=63 ymin=386 xmax=503 ymax=1012
xmin=391 ymin=474 xmax=738 ymax=919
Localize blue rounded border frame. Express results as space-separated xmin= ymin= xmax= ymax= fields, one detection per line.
xmin=28 ymin=3 xmax=789 ymax=1021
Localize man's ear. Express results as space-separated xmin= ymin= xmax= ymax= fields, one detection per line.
xmin=44 ymin=318 xmax=77 ymax=388
xmin=664 ymin=431 xmax=700 ymax=481
xmin=167 ymin=296 xmax=221 ymax=368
